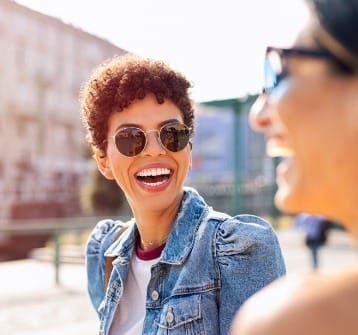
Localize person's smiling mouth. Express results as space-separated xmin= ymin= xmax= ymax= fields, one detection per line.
xmin=136 ymin=167 xmax=172 ymax=187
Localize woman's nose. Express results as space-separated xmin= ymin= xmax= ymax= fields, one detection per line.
xmin=142 ymin=130 xmax=166 ymax=156
xmin=248 ymin=94 xmax=271 ymax=132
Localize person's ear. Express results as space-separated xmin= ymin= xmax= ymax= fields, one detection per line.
xmin=94 ymin=149 xmax=114 ymax=180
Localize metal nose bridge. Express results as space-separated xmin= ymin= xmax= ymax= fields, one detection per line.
xmin=143 ymin=129 xmax=165 ymax=151
xmin=145 ymin=129 xmax=160 ymax=135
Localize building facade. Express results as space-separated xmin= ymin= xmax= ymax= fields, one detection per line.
xmin=0 ymin=1 xmax=127 ymax=221
xmin=187 ymin=97 xmax=277 ymax=217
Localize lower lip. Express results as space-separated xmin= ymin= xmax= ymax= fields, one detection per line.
xmin=136 ymin=175 xmax=172 ymax=193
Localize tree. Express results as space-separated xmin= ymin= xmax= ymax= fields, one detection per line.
xmin=80 ymin=167 xmax=128 ymax=215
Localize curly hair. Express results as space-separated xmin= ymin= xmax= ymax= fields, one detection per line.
xmin=80 ymin=53 xmax=195 ymax=153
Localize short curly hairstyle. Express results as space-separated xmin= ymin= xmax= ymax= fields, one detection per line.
xmin=80 ymin=53 xmax=195 ymax=153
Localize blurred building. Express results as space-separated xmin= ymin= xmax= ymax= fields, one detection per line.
xmin=0 ymin=0 xmax=127 ymax=221
xmin=187 ymin=97 xmax=277 ymax=217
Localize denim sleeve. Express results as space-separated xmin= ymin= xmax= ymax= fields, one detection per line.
xmin=85 ymin=219 xmax=123 ymax=316
xmin=215 ymin=214 xmax=286 ymax=334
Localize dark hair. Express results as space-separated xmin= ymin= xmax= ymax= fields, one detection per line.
xmin=309 ymin=0 xmax=358 ymax=71
xmin=80 ymin=54 xmax=195 ymax=152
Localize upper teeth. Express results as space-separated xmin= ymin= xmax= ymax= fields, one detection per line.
xmin=267 ymin=145 xmax=294 ymax=158
xmin=137 ymin=168 xmax=171 ymax=177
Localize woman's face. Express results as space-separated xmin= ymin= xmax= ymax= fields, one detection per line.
xmin=249 ymin=17 xmax=358 ymax=223
xmin=96 ymin=94 xmax=192 ymax=214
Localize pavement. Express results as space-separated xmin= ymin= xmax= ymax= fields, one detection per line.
xmin=1 ymin=228 xmax=357 ymax=335
xmin=0 ymin=259 xmax=98 ymax=335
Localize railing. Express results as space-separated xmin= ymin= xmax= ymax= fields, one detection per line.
xmin=0 ymin=216 xmax=128 ymax=285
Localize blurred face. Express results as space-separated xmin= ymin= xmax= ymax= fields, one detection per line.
xmin=249 ymin=16 xmax=358 ymax=224
xmin=96 ymin=94 xmax=192 ymax=214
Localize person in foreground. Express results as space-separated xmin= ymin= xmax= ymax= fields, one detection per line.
xmin=230 ymin=0 xmax=358 ymax=334
xmin=80 ymin=54 xmax=286 ymax=335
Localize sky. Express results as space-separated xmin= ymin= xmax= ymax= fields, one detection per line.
xmin=15 ymin=0 xmax=308 ymax=102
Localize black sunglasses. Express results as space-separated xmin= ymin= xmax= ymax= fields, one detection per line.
xmin=263 ymin=46 xmax=336 ymax=94
xmin=112 ymin=122 xmax=191 ymax=157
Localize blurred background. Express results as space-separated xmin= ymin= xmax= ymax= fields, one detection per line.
xmin=0 ymin=0 xmax=303 ymax=260
xmin=0 ymin=1 xmax=356 ymax=334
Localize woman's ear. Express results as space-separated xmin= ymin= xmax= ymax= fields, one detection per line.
xmin=94 ymin=149 xmax=114 ymax=180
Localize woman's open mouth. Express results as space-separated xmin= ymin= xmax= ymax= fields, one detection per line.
xmin=136 ymin=167 xmax=172 ymax=189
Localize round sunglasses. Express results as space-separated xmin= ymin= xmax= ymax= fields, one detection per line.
xmin=112 ymin=122 xmax=191 ymax=157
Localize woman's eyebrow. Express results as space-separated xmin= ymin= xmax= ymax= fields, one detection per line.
xmin=158 ymin=118 xmax=181 ymax=127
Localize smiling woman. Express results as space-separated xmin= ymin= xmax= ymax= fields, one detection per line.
xmin=79 ymin=54 xmax=286 ymax=335
xmin=231 ymin=0 xmax=358 ymax=334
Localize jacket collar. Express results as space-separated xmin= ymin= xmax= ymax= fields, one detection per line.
xmin=105 ymin=187 xmax=209 ymax=264
xmin=161 ymin=187 xmax=209 ymax=265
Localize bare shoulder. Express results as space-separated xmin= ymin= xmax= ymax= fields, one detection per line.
xmin=230 ymin=271 xmax=358 ymax=335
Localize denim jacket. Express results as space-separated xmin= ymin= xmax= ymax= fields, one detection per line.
xmin=86 ymin=187 xmax=286 ymax=335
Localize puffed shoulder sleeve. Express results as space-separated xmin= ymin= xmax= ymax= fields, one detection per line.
xmin=215 ymin=214 xmax=286 ymax=333
xmin=85 ymin=219 xmax=123 ymax=314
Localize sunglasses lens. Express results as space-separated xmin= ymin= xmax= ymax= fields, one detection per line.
xmin=264 ymin=50 xmax=282 ymax=94
xmin=115 ymin=127 xmax=146 ymax=157
xmin=160 ymin=123 xmax=190 ymax=152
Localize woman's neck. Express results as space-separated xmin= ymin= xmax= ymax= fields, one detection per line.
xmin=131 ymin=201 xmax=181 ymax=250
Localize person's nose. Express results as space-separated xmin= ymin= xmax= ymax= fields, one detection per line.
xmin=142 ymin=130 xmax=166 ymax=156
xmin=249 ymin=94 xmax=271 ymax=132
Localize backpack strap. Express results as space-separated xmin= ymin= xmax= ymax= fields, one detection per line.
xmin=104 ymin=224 xmax=129 ymax=291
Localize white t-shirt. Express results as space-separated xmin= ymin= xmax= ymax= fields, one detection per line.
xmin=109 ymin=253 xmax=160 ymax=335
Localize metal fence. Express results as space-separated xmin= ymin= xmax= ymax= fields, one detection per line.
xmin=0 ymin=216 xmax=128 ymax=285
xmin=188 ymin=180 xmax=277 ymax=217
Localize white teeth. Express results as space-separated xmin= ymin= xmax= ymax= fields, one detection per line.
xmin=137 ymin=168 xmax=171 ymax=177
xmin=267 ymin=144 xmax=294 ymax=158
xmin=142 ymin=180 xmax=167 ymax=187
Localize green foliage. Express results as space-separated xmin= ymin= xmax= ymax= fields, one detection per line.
xmin=80 ymin=167 xmax=128 ymax=215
